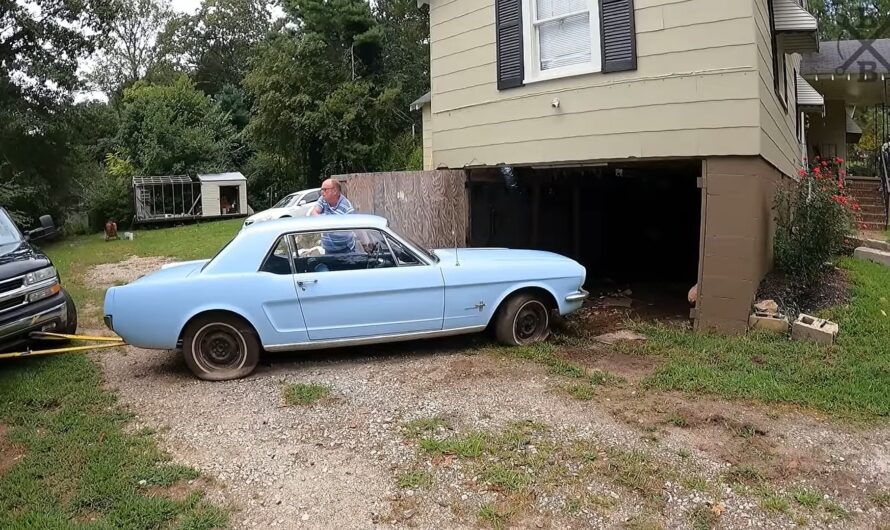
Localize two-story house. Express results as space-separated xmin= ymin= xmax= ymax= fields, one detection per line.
xmin=337 ymin=0 xmax=889 ymax=335
xmin=400 ymin=0 xmax=832 ymax=334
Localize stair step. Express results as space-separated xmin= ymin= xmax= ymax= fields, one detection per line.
xmin=860 ymin=213 xmax=887 ymax=221
xmin=860 ymin=221 xmax=887 ymax=230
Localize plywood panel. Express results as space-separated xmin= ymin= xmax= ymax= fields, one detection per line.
xmin=338 ymin=171 xmax=469 ymax=249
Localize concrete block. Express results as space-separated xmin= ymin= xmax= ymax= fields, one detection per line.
xmin=791 ymin=314 xmax=839 ymax=346
xmin=853 ymin=246 xmax=890 ymax=267
xmin=847 ymin=236 xmax=890 ymax=253
xmin=749 ymin=313 xmax=789 ymax=333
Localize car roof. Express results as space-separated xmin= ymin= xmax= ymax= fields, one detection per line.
xmin=241 ymin=214 xmax=389 ymax=237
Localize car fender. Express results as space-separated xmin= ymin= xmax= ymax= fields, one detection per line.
xmin=177 ymin=303 xmax=261 ymax=343
xmin=486 ymin=282 xmax=562 ymax=324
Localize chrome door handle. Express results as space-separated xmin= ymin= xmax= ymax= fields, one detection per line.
xmin=297 ymin=279 xmax=318 ymax=291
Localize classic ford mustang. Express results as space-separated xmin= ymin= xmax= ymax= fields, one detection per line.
xmin=103 ymin=215 xmax=587 ymax=380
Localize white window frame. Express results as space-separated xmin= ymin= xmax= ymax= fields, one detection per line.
xmin=521 ymin=0 xmax=602 ymax=84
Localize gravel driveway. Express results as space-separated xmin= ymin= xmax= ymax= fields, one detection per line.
xmin=95 ymin=336 xmax=890 ymax=530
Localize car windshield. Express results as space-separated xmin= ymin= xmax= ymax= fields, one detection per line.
xmin=391 ymin=229 xmax=439 ymax=263
xmin=272 ymin=194 xmax=299 ymax=209
xmin=0 ymin=210 xmax=23 ymax=246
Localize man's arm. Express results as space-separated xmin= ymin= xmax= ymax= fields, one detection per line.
xmin=310 ymin=198 xmax=324 ymax=216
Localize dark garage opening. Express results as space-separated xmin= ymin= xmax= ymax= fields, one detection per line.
xmin=468 ymin=161 xmax=702 ymax=329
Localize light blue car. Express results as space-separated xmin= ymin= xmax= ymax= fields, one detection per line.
xmin=103 ymin=215 xmax=588 ymax=381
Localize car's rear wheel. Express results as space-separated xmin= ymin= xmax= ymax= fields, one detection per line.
xmin=182 ymin=313 xmax=260 ymax=381
xmin=494 ymin=293 xmax=551 ymax=346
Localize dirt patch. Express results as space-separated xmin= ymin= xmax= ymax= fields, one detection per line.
xmin=757 ymin=267 xmax=850 ymax=316
xmin=147 ymin=477 xmax=214 ymax=502
xmin=0 ymin=423 xmax=26 ymax=476
xmin=600 ymin=389 xmax=885 ymax=504
xmin=82 ymin=256 xmax=177 ymax=290
xmin=556 ymin=348 xmax=661 ymax=385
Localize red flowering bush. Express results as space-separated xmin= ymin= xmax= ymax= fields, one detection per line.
xmin=774 ymin=156 xmax=861 ymax=286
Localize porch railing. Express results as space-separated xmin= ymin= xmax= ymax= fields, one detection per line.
xmin=880 ymin=145 xmax=890 ymax=229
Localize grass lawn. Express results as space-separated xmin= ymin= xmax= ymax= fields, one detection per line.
xmin=0 ymin=220 xmax=242 ymax=529
xmin=47 ymin=219 xmax=244 ymax=323
xmin=626 ymin=258 xmax=890 ymax=420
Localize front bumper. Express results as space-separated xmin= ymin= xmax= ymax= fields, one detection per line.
xmin=565 ymin=289 xmax=589 ymax=303
xmin=0 ymin=296 xmax=67 ymax=351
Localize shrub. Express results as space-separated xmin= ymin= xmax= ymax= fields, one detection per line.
xmin=79 ymin=153 xmax=137 ymax=231
xmin=773 ymin=156 xmax=861 ymax=287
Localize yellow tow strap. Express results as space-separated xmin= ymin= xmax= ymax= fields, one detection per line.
xmin=0 ymin=331 xmax=126 ymax=360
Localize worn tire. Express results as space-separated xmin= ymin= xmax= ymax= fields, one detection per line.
xmin=62 ymin=289 xmax=78 ymax=334
xmin=181 ymin=313 xmax=260 ymax=381
xmin=494 ymin=293 xmax=551 ymax=346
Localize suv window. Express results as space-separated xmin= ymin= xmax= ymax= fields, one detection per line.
xmin=291 ymin=229 xmax=396 ymax=274
xmin=260 ymin=237 xmax=294 ymax=275
xmin=0 ymin=210 xmax=22 ymax=246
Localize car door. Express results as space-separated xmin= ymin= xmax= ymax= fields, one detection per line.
xmin=255 ymin=236 xmax=309 ymax=345
xmin=290 ymin=229 xmax=444 ymax=341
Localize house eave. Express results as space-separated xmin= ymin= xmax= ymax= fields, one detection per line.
xmin=796 ymin=72 xmax=824 ymax=114
xmin=409 ymin=91 xmax=431 ymax=111
xmin=775 ymin=0 xmax=819 ymax=53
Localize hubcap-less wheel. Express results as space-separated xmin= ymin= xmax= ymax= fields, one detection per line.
xmin=512 ymin=300 xmax=549 ymax=344
xmin=192 ymin=323 xmax=248 ymax=375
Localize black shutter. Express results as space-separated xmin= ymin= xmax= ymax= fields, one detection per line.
xmin=496 ymin=0 xmax=524 ymax=90
xmin=600 ymin=0 xmax=637 ymax=73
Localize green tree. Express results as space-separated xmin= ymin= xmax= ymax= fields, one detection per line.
xmin=87 ymin=0 xmax=174 ymax=98
xmin=1 ymin=0 xmax=118 ymax=223
xmin=0 ymin=0 xmax=118 ymax=111
xmin=245 ymin=0 xmax=416 ymax=193
xmin=809 ymin=0 xmax=890 ymax=40
xmin=157 ymin=0 xmax=272 ymax=96
xmin=116 ymin=76 xmax=236 ymax=175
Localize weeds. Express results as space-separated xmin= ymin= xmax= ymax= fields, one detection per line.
xmin=282 ymin=383 xmax=330 ymax=406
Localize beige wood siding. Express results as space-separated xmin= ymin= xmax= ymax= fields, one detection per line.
xmin=422 ymin=105 xmax=434 ymax=170
xmin=428 ymin=0 xmax=763 ymax=169
xmin=201 ymin=184 xmax=219 ymax=217
xmin=753 ymin=0 xmax=802 ymax=178
xmin=200 ymin=182 xmax=246 ymax=216
xmin=239 ymin=184 xmax=248 ymax=215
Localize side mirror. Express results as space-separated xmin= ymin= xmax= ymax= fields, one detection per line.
xmin=28 ymin=214 xmax=57 ymax=242
xmin=297 ymin=200 xmax=306 ymax=206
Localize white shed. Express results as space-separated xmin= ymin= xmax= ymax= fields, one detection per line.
xmin=197 ymin=172 xmax=248 ymax=217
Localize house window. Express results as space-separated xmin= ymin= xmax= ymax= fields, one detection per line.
xmin=767 ymin=0 xmax=788 ymax=112
xmin=522 ymin=0 xmax=602 ymax=83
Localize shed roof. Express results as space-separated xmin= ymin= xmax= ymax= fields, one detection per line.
xmin=197 ymin=172 xmax=247 ymax=182
xmin=132 ymin=175 xmax=193 ymax=186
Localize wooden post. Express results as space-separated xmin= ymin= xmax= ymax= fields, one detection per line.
xmin=573 ymin=178 xmax=580 ymax=258
xmin=532 ymin=182 xmax=539 ymax=247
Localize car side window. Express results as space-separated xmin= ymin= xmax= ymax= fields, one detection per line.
xmin=291 ymin=229 xmax=397 ymax=274
xmin=302 ymin=191 xmax=319 ymax=203
xmin=386 ymin=236 xmax=421 ymax=266
xmin=260 ymin=237 xmax=294 ymax=275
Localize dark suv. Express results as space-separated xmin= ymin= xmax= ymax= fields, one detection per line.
xmin=0 ymin=207 xmax=77 ymax=352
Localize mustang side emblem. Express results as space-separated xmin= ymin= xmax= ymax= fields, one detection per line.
xmin=465 ymin=301 xmax=486 ymax=312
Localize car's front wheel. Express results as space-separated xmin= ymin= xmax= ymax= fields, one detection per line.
xmin=494 ymin=293 xmax=551 ymax=346
xmin=182 ymin=313 xmax=260 ymax=381
xmin=62 ymin=289 xmax=78 ymax=334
